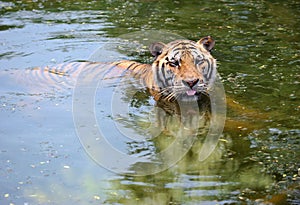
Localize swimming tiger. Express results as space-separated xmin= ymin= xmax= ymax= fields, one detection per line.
xmin=15 ymin=36 xmax=216 ymax=102
xmin=110 ymin=35 xmax=217 ymax=102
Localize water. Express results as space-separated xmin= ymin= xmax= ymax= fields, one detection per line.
xmin=0 ymin=0 xmax=299 ymax=204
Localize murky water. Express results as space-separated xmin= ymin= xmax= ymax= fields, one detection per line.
xmin=1 ymin=0 xmax=299 ymax=204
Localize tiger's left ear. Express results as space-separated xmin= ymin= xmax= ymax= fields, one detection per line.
xmin=197 ymin=36 xmax=215 ymax=52
xmin=149 ymin=42 xmax=165 ymax=58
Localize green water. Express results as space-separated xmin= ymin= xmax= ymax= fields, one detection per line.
xmin=0 ymin=0 xmax=299 ymax=204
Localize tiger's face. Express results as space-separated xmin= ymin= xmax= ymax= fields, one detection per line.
xmin=150 ymin=36 xmax=217 ymax=102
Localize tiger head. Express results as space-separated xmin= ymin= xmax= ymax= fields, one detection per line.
xmin=149 ymin=36 xmax=217 ymax=102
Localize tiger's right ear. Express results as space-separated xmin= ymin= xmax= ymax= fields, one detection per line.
xmin=149 ymin=42 xmax=165 ymax=57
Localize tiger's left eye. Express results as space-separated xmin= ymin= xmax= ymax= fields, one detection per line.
xmin=169 ymin=61 xmax=179 ymax=67
xmin=195 ymin=56 xmax=204 ymax=65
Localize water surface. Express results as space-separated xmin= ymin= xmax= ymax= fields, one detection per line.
xmin=0 ymin=0 xmax=299 ymax=204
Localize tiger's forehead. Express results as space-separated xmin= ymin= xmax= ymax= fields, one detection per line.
xmin=165 ymin=40 xmax=205 ymax=59
xmin=167 ymin=40 xmax=199 ymax=50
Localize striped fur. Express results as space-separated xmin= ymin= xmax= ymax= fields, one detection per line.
xmin=113 ymin=36 xmax=217 ymax=102
xmin=18 ymin=36 xmax=217 ymax=102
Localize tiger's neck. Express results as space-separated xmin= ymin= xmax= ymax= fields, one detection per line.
xmin=113 ymin=60 xmax=162 ymax=100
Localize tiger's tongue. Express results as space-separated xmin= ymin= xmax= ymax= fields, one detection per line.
xmin=186 ymin=90 xmax=196 ymax=96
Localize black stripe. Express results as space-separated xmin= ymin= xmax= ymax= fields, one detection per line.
xmin=172 ymin=47 xmax=184 ymax=52
xmin=175 ymin=42 xmax=190 ymax=46
xmin=118 ymin=62 xmax=138 ymax=77
xmin=209 ymin=59 xmax=216 ymax=80
xmin=161 ymin=63 xmax=167 ymax=82
xmin=190 ymin=50 xmax=199 ymax=56
xmin=131 ymin=64 xmax=143 ymax=77
xmin=173 ymin=51 xmax=180 ymax=58
xmin=187 ymin=46 xmax=197 ymax=50
xmin=103 ymin=63 xmax=120 ymax=76
xmin=85 ymin=62 xmax=107 ymax=79
xmin=160 ymin=63 xmax=168 ymax=88
xmin=126 ymin=62 xmax=137 ymax=71
xmin=166 ymin=76 xmax=173 ymax=86
xmin=68 ymin=62 xmax=82 ymax=75
xmin=156 ymin=63 xmax=167 ymax=88
xmin=204 ymin=59 xmax=212 ymax=80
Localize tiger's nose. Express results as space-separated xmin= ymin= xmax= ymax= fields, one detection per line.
xmin=182 ymin=79 xmax=199 ymax=88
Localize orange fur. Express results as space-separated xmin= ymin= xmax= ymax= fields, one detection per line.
xmin=110 ymin=36 xmax=217 ymax=102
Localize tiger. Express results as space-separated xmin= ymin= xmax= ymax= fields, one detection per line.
xmin=110 ymin=36 xmax=217 ymax=102
xmin=17 ymin=36 xmax=217 ymax=103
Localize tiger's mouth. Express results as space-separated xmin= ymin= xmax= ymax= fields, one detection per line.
xmin=179 ymin=82 xmax=210 ymax=100
xmin=183 ymin=83 xmax=208 ymax=97
xmin=176 ymin=88 xmax=208 ymax=102
xmin=180 ymin=79 xmax=208 ymax=97
xmin=186 ymin=89 xmax=197 ymax=96
xmin=159 ymin=82 xmax=209 ymax=101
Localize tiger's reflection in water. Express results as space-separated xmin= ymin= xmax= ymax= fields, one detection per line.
xmin=117 ymin=91 xmax=227 ymax=175
xmin=106 ymin=95 xmax=232 ymax=204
